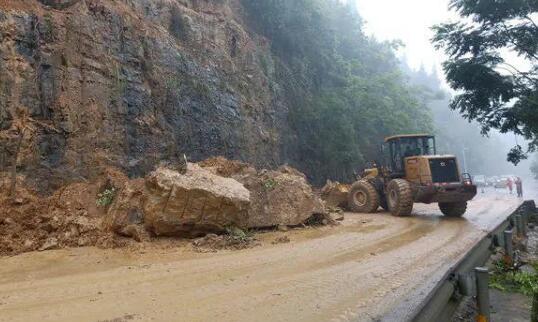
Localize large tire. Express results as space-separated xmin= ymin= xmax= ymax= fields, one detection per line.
xmin=386 ymin=179 xmax=414 ymax=217
xmin=348 ymin=181 xmax=380 ymax=213
xmin=439 ymin=202 xmax=467 ymax=217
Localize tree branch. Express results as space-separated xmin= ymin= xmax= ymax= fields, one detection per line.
xmin=501 ymin=22 xmax=538 ymax=61
xmin=525 ymin=15 xmax=538 ymax=30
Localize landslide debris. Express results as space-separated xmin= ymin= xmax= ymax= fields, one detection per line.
xmin=200 ymin=157 xmax=327 ymax=228
xmin=0 ymin=157 xmax=332 ymax=256
xmin=0 ymin=168 xmax=130 ymax=256
xmin=192 ymin=228 xmax=259 ymax=253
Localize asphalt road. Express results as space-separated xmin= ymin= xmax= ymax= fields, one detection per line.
xmin=0 ymin=188 xmax=525 ymax=322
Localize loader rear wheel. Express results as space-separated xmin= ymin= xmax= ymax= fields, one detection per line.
xmin=348 ymin=181 xmax=380 ymax=213
xmin=439 ymin=202 xmax=467 ymax=217
xmin=387 ymin=179 xmax=413 ymax=217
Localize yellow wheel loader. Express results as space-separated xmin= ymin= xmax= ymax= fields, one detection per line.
xmin=349 ymin=134 xmax=477 ymax=217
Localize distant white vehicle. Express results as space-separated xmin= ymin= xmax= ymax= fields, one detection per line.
xmin=495 ymin=175 xmax=515 ymax=189
xmin=473 ymin=175 xmax=487 ymax=187
xmin=486 ymin=176 xmax=498 ymax=186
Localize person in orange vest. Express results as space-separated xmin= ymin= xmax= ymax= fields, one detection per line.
xmin=507 ymin=177 xmax=514 ymax=194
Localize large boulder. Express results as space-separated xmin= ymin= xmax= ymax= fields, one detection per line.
xmin=105 ymin=179 xmax=148 ymax=242
xmin=142 ymin=164 xmax=250 ymax=237
xmin=199 ymin=158 xmax=326 ymax=228
xmin=239 ymin=167 xmax=326 ymax=228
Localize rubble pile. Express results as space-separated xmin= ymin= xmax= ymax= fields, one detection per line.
xmin=200 ymin=158 xmax=326 ymax=228
xmin=1 ymin=157 xmax=336 ymax=256
xmin=0 ymin=168 xmax=129 ymax=256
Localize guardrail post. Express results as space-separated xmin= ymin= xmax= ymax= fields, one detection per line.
xmin=531 ymin=291 xmax=538 ymax=322
xmin=475 ymin=267 xmax=490 ymax=322
xmin=503 ymin=230 xmax=513 ymax=265
xmin=522 ymin=212 xmax=529 ymax=237
xmin=531 ymin=211 xmax=538 ymax=225
xmin=515 ymin=215 xmax=525 ymax=238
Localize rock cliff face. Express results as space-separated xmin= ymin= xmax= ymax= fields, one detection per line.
xmin=0 ymin=0 xmax=289 ymax=192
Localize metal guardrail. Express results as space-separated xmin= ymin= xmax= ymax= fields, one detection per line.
xmin=411 ymin=200 xmax=537 ymax=322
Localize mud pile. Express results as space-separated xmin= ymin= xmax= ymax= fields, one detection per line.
xmin=0 ymin=157 xmax=330 ymax=256
xmin=0 ymin=168 xmax=130 ymax=256
xmin=198 ymin=157 xmax=255 ymax=178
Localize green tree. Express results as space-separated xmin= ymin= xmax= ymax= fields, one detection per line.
xmin=433 ymin=0 xmax=538 ymax=165
xmin=242 ymin=0 xmax=432 ymax=184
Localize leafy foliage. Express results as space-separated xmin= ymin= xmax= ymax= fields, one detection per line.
xmin=433 ymin=0 xmax=538 ymax=165
xmin=490 ymin=259 xmax=538 ymax=296
xmin=242 ymin=0 xmax=432 ymax=184
xmin=263 ymin=178 xmax=277 ymax=190
xmin=405 ymin=64 xmax=522 ymax=176
xmin=96 ymin=188 xmax=116 ymax=207
xmin=225 ymin=226 xmax=253 ymax=243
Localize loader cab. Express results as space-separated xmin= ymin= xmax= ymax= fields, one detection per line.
xmin=383 ymin=134 xmax=436 ymax=176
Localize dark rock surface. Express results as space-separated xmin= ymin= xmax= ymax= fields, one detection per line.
xmin=0 ymin=0 xmax=289 ymax=193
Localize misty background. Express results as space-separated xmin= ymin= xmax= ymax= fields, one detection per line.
xmin=355 ymin=0 xmax=533 ymax=178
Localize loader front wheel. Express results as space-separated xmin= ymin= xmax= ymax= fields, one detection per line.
xmin=387 ymin=179 xmax=414 ymax=217
xmin=439 ymin=202 xmax=467 ymax=217
xmin=348 ymin=181 xmax=380 ymax=213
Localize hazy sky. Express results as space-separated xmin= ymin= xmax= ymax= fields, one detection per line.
xmin=355 ymin=0 xmax=455 ymax=74
xmin=353 ymin=0 xmax=534 ymax=176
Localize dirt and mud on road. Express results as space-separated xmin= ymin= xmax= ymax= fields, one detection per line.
xmin=0 ymin=189 xmax=523 ymax=322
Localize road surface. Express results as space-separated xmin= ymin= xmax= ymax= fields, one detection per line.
xmin=0 ymin=189 xmax=525 ymax=322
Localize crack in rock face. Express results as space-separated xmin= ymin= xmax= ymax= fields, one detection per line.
xmin=38 ymin=0 xmax=82 ymax=9
xmin=0 ymin=0 xmax=287 ymax=194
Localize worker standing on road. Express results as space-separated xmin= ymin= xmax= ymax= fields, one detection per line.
xmin=515 ymin=177 xmax=523 ymax=198
xmin=507 ymin=177 xmax=514 ymax=194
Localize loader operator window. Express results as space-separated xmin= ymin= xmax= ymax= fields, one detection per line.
xmin=400 ymin=137 xmax=435 ymax=157
xmin=400 ymin=139 xmax=421 ymax=158
xmin=388 ymin=136 xmax=436 ymax=175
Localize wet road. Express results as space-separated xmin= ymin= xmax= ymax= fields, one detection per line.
xmin=0 ymin=189 xmax=524 ymax=322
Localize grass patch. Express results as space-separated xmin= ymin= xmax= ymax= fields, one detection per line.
xmin=225 ymin=226 xmax=253 ymax=242
xmin=490 ymin=259 xmax=538 ymax=296
xmin=96 ymin=188 xmax=116 ymax=207
xmin=263 ymin=178 xmax=277 ymax=190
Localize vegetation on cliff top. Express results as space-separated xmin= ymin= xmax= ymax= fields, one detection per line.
xmin=242 ymin=0 xmax=433 ymax=183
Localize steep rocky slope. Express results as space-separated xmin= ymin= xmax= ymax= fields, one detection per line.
xmin=0 ymin=0 xmax=288 ymax=192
